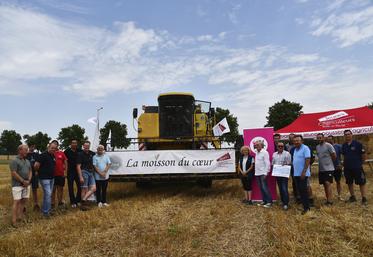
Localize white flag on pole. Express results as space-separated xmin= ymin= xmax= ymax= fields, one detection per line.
xmin=87 ymin=117 xmax=98 ymax=125
xmin=106 ymin=130 xmax=112 ymax=151
xmin=213 ymin=117 xmax=230 ymax=136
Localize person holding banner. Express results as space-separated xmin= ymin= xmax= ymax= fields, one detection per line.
xmin=254 ymin=141 xmax=272 ymax=208
xmin=292 ymin=135 xmax=311 ymax=214
xmin=272 ymin=142 xmax=292 ymax=210
xmin=237 ymin=146 xmax=254 ymax=205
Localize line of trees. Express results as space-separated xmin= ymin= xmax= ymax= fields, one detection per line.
xmin=0 ymin=108 xmax=239 ymax=155
xmin=0 ymin=120 xmax=131 ymax=156
xmin=3 ymin=100 xmax=368 ymax=156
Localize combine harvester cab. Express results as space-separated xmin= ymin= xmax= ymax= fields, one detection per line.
xmin=107 ymin=92 xmax=237 ymax=188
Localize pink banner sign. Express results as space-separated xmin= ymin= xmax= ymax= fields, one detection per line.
xmin=243 ymin=127 xmax=277 ymax=202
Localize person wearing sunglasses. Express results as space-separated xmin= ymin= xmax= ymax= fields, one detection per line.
xmin=272 ymin=142 xmax=292 ymax=210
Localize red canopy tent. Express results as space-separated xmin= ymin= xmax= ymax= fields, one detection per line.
xmin=276 ymin=106 xmax=373 ymax=138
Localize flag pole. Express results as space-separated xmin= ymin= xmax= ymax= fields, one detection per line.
xmin=92 ymin=107 xmax=103 ymax=151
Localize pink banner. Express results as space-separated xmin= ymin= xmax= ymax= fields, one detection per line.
xmin=243 ymin=127 xmax=277 ymax=202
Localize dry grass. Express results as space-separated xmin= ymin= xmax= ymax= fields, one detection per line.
xmin=0 ymin=164 xmax=372 ymax=257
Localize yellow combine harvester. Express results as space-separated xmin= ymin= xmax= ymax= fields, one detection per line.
xmin=133 ymin=92 xmax=221 ymax=150
xmin=109 ymin=92 xmax=237 ymax=187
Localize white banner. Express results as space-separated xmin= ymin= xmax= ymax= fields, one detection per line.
xmin=107 ymin=149 xmax=235 ymax=175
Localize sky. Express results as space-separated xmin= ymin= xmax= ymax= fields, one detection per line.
xmin=0 ymin=0 xmax=373 ymax=141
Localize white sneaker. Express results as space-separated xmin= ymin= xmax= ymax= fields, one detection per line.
xmin=98 ymin=202 xmax=103 ymax=208
xmin=283 ymin=205 xmax=289 ymax=210
xmin=71 ymin=204 xmax=77 ymax=208
xmin=103 ymin=203 xmax=110 ymax=207
xmin=263 ymin=203 xmax=272 ymax=208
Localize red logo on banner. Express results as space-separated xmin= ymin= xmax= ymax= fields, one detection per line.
xmin=216 ymin=153 xmax=231 ymax=162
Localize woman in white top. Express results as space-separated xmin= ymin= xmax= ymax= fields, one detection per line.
xmin=237 ymin=146 xmax=254 ymax=205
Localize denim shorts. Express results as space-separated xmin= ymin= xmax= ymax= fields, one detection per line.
xmin=82 ymin=170 xmax=96 ymax=188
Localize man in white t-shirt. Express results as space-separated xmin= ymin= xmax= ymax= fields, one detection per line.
xmin=254 ymin=141 xmax=272 ymax=208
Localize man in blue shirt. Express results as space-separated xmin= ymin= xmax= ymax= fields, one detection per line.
xmin=292 ymin=135 xmax=311 ymax=214
xmin=341 ymin=130 xmax=367 ymax=205
xmin=326 ymin=135 xmax=343 ymax=200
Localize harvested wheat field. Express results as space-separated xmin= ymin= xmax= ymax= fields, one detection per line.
xmin=0 ymin=164 xmax=372 ymax=257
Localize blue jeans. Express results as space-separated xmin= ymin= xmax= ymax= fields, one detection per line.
xmin=256 ymin=175 xmax=273 ymax=204
xmin=276 ymin=177 xmax=289 ymax=205
xmin=40 ymin=179 xmax=54 ymax=215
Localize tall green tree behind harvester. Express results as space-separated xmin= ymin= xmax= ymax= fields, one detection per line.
xmin=215 ymin=107 xmax=239 ymax=144
xmin=265 ymin=99 xmax=303 ymax=131
xmin=99 ymin=120 xmax=130 ymax=150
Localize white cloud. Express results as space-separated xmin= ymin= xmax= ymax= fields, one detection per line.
xmin=309 ymin=1 xmax=373 ymax=47
xmin=1 ymin=4 xmax=372 ymax=131
xmin=288 ymin=54 xmax=320 ymax=63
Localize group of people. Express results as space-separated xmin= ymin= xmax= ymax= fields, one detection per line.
xmin=9 ymin=139 xmax=111 ymax=227
xmin=9 ymin=130 xmax=369 ymax=226
xmin=238 ymin=130 xmax=368 ymax=214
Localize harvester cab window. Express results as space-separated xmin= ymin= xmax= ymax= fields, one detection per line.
xmin=195 ymin=100 xmax=211 ymax=114
xmin=158 ymin=95 xmax=194 ymax=138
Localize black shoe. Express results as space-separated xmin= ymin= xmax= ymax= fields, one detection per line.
xmin=309 ymin=198 xmax=315 ymax=207
xmin=362 ymin=197 xmax=368 ymax=205
xmin=245 ymin=200 xmax=253 ymax=205
xmin=346 ymin=195 xmax=357 ymax=203
xmin=43 ymin=213 xmax=51 ymax=219
xmin=80 ymin=201 xmax=89 ymax=211
xmin=301 ymin=209 xmax=310 ymax=215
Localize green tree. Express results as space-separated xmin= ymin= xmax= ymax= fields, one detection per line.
xmin=23 ymin=131 xmax=51 ymax=152
xmin=58 ymin=124 xmax=87 ymax=149
xmin=214 ymin=107 xmax=239 ymax=144
xmin=99 ymin=120 xmax=130 ymax=150
xmin=0 ymin=130 xmax=22 ymax=157
xmin=265 ymin=99 xmax=303 ymax=131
